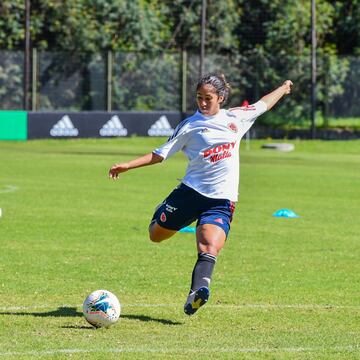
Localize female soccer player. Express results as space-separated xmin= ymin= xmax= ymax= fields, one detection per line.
xmin=109 ymin=74 xmax=293 ymax=316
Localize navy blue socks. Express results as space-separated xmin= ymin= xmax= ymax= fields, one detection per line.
xmin=190 ymin=252 xmax=217 ymax=292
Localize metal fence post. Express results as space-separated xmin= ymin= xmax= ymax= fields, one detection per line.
xmin=107 ymin=50 xmax=113 ymax=112
xmin=23 ymin=0 xmax=31 ymax=110
xmin=199 ymin=0 xmax=207 ymax=77
xmin=323 ymin=54 xmax=330 ymax=127
xmin=181 ymin=48 xmax=187 ymax=116
xmin=311 ymin=0 xmax=317 ymax=139
xmin=32 ymin=47 xmax=37 ymax=110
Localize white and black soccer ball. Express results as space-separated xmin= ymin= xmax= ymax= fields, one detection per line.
xmin=83 ymin=290 xmax=121 ymax=328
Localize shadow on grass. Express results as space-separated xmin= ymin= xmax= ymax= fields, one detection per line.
xmin=61 ymin=325 xmax=94 ymax=330
xmin=0 ymin=307 xmax=183 ymax=325
xmin=61 ymin=314 xmax=183 ymax=329
xmin=122 ymin=314 xmax=183 ymax=326
xmin=0 ymin=306 xmax=82 ymax=318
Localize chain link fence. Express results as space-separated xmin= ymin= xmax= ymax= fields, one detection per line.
xmin=0 ymin=51 xmax=24 ymax=109
xmin=1 ymin=50 xmax=359 ymax=128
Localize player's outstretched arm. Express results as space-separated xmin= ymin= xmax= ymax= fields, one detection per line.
xmin=260 ymin=80 xmax=293 ymax=111
xmin=109 ymin=152 xmax=164 ymax=179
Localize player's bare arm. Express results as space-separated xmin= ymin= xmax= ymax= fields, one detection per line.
xmin=261 ymin=80 xmax=293 ymax=111
xmin=109 ymin=152 xmax=164 ymax=179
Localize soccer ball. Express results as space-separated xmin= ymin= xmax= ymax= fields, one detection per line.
xmin=83 ymin=290 xmax=121 ymax=328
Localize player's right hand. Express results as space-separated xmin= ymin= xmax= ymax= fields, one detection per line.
xmin=109 ymin=163 xmax=129 ymax=179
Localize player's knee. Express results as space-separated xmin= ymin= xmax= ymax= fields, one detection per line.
xmin=203 ymin=244 xmax=221 ymax=256
xmin=148 ymin=222 xmax=162 ymax=242
xmin=148 ymin=226 xmax=157 ymax=242
xmin=149 ymin=227 xmax=175 ymax=242
xmin=149 ymin=231 xmax=163 ymax=242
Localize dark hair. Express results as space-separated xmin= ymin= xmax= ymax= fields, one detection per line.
xmin=196 ymin=73 xmax=231 ymax=104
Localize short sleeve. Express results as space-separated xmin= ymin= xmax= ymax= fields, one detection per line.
xmin=153 ymin=120 xmax=191 ymax=160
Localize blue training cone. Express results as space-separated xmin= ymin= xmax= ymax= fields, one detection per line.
xmin=179 ymin=226 xmax=196 ymax=233
xmin=273 ymin=208 xmax=299 ymax=218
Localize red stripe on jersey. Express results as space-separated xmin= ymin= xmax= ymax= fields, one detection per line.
xmin=230 ymin=100 xmax=256 ymax=112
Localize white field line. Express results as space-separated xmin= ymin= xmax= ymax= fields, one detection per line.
xmin=0 ymin=345 xmax=359 ymax=357
xmin=1 ymin=303 xmax=360 ymax=312
xmin=0 ymin=185 xmax=18 ymax=194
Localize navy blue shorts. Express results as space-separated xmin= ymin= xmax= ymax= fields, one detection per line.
xmin=151 ymin=183 xmax=235 ymax=237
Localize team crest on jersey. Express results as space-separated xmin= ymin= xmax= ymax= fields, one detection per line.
xmin=227 ymin=122 xmax=238 ymax=133
xmin=160 ymin=212 xmax=167 ymax=222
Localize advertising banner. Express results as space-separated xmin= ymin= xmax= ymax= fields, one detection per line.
xmin=0 ymin=111 xmax=27 ymax=140
xmin=27 ymin=111 xmax=182 ymax=139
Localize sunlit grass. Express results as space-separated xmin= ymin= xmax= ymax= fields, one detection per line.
xmin=0 ymin=138 xmax=360 ymax=359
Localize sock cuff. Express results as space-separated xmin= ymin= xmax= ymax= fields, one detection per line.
xmin=198 ymin=252 xmax=217 ymax=263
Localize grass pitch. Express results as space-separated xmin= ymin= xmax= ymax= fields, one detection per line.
xmin=0 ymin=138 xmax=360 ymax=359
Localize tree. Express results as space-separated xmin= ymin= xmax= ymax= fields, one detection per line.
xmin=0 ymin=1 xmax=25 ymax=49
xmin=0 ymin=0 xmax=356 ymax=119
xmin=328 ymin=0 xmax=360 ymax=55
xmin=232 ymin=0 xmax=349 ymax=126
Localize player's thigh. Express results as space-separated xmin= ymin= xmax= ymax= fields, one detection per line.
xmin=150 ymin=184 xmax=199 ymax=231
xmin=196 ymin=199 xmax=235 ymax=255
xmin=196 ymin=224 xmax=226 ymax=256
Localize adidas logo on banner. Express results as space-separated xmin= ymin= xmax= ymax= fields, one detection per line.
xmin=50 ymin=115 xmax=79 ymax=137
xmin=100 ymin=115 xmax=128 ymax=137
xmin=148 ymin=115 xmax=174 ymax=137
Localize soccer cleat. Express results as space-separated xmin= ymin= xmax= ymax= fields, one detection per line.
xmin=183 ymin=286 xmax=210 ymax=316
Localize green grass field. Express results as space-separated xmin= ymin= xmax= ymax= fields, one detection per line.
xmin=0 ymin=138 xmax=360 ymax=359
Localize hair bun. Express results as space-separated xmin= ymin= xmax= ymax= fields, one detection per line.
xmin=219 ymin=73 xmax=231 ymax=90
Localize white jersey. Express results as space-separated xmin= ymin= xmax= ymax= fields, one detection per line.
xmin=153 ymin=100 xmax=267 ymax=202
